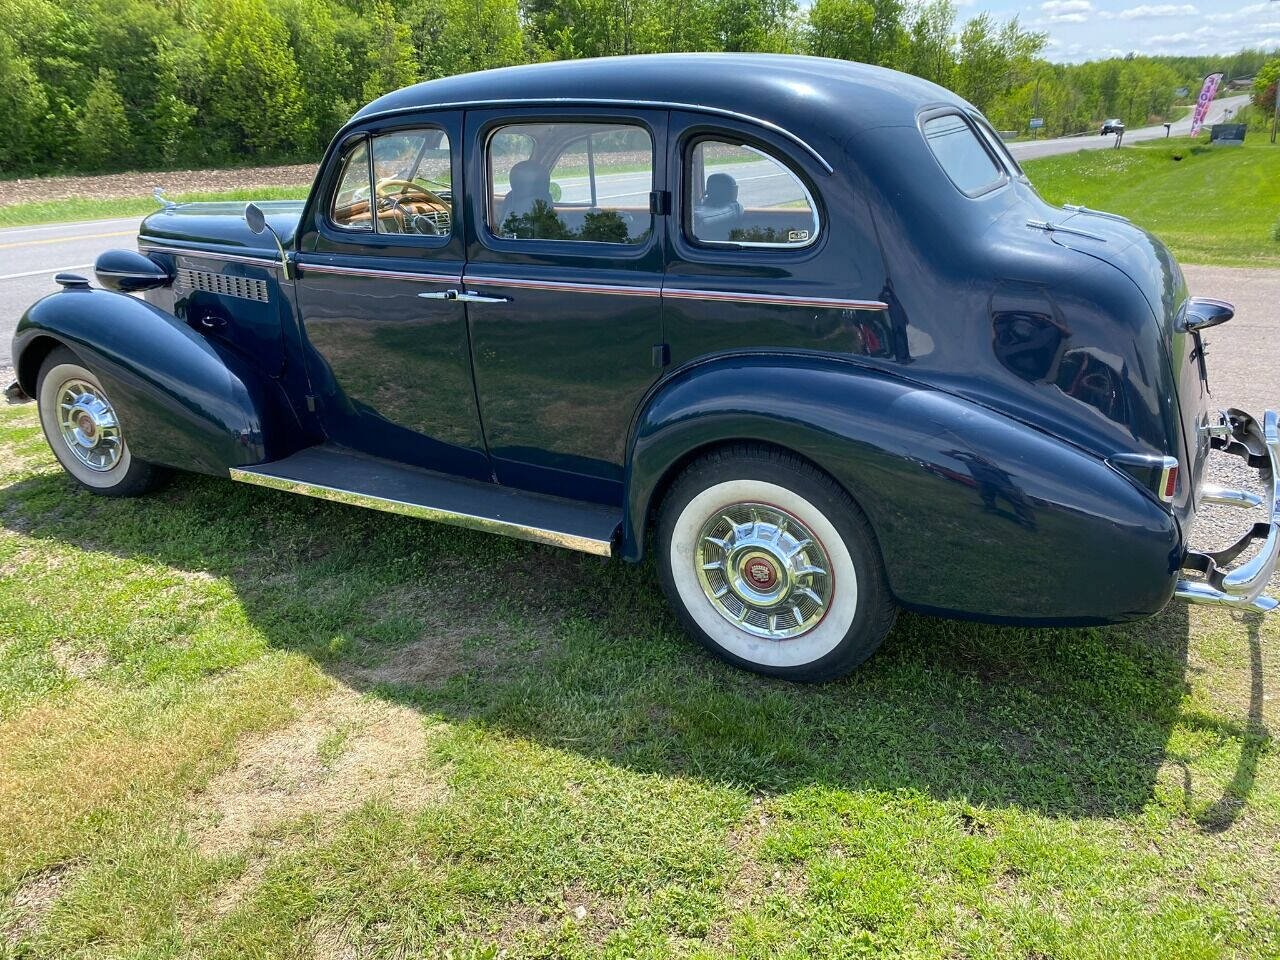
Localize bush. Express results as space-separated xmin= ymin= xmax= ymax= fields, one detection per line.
xmin=77 ymin=69 xmax=134 ymax=171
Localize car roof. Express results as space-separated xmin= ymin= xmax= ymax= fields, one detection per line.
xmin=351 ymin=54 xmax=972 ymax=159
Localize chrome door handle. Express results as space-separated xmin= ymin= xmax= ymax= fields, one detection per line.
xmin=455 ymin=291 xmax=511 ymax=304
xmin=417 ymin=289 xmax=459 ymax=300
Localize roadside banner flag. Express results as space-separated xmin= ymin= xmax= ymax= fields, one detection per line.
xmin=1190 ymin=73 xmax=1224 ymax=137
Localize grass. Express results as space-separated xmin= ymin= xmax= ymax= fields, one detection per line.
xmin=1022 ymin=136 xmax=1280 ymax=268
xmin=0 ymin=187 xmax=312 ymax=228
xmin=1 ymin=399 xmax=1278 ymax=957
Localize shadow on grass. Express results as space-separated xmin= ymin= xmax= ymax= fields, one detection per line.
xmin=0 ymin=466 xmax=1236 ymax=820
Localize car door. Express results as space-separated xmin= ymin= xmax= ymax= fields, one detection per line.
xmin=462 ymin=107 xmax=667 ymax=505
xmin=293 ymin=111 xmax=491 ymax=481
xmin=661 ymin=111 xmax=895 ymax=368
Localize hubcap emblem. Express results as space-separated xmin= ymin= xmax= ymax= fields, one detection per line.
xmin=745 ymin=557 xmax=778 ymax=590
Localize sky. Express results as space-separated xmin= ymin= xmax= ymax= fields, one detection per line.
xmin=959 ymin=1 xmax=1280 ymax=62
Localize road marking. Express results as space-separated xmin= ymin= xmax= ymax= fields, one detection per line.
xmin=0 ymin=229 xmax=134 ymax=250
xmin=0 ymin=217 xmax=143 ymax=239
xmin=0 ymin=263 xmax=93 ymax=282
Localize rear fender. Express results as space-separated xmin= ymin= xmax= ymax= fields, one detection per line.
xmin=13 ymin=287 xmax=306 ymax=475
xmin=625 ymin=354 xmax=1181 ymax=624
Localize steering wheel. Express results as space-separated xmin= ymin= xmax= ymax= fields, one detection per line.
xmin=376 ymin=178 xmax=448 ymax=209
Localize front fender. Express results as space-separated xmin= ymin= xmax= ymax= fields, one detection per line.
xmin=625 ymin=354 xmax=1181 ymax=624
xmin=13 ymin=287 xmax=303 ymax=475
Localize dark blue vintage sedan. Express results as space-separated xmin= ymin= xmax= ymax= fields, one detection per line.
xmin=7 ymin=54 xmax=1277 ymax=680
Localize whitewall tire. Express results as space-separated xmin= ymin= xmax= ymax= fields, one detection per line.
xmin=36 ymin=347 xmax=164 ymax=497
xmin=657 ymin=445 xmax=896 ymax=681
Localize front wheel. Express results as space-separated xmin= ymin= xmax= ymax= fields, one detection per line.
xmin=656 ymin=445 xmax=896 ymax=682
xmin=36 ymin=347 xmax=165 ymax=497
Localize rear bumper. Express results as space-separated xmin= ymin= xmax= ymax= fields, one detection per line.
xmin=1177 ymin=408 xmax=1279 ymax=613
xmin=5 ymin=380 xmax=30 ymax=404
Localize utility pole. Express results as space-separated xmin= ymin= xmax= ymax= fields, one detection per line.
xmin=1273 ymin=78 xmax=1279 ymax=144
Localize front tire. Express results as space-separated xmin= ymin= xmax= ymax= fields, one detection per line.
xmin=36 ymin=347 xmax=165 ymax=497
xmin=657 ymin=445 xmax=896 ymax=682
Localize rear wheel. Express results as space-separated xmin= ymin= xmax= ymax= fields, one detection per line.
xmin=657 ymin=445 xmax=896 ymax=682
xmin=36 ymin=347 xmax=165 ymax=497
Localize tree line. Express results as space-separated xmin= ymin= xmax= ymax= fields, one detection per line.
xmin=0 ymin=0 xmax=1272 ymax=177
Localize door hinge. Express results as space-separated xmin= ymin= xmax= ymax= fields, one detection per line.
xmin=649 ymin=191 xmax=672 ymax=216
xmin=652 ymin=343 xmax=670 ymax=368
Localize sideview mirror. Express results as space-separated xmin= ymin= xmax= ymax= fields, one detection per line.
xmin=1183 ymin=297 xmax=1234 ymax=333
xmin=244 ymin=202 xmax=267 ymax=235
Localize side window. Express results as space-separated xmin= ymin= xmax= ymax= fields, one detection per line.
xmin=330 ymin=138 xmax=372 ymax=232
xmin=485 ymin=122 xmax=653 ymax=245
xmin=370 ymin=128 xmax=453 ymax=237
xmin=687 ymin=139 xmax=819 ymax=248
xmin=922 ymin=113 xmax=1004 ymax=197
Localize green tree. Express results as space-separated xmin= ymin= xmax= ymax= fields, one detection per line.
xmin=360 ymin=0 xmax=417 ymax=103
xmin=76 ymin=67 xmax=133 ymax=169
xmin=902 ymin=0 xmax=956 ymax=88
xmin=0 ymin=33 xmax=51 ymax=173
xmin=417 ymin=0 xmax=525 ymax=79
xmin=1253 ymin=58 xmax=1280 ymax=117
xmin=202 ymin=0 xmax=308 ymax=160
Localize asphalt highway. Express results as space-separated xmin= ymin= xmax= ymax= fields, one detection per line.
xmin=1007 ymin=93 xmax=1250 ymax=161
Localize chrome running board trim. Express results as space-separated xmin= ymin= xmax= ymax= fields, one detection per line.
xmin=230 ymin=445 xmax=619 ymax=557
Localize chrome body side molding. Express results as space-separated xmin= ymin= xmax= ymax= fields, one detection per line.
xmin=139 ymin=242 xmax=281 ymax=270
xmin=663 ymin=288 xmax=889 ymax=311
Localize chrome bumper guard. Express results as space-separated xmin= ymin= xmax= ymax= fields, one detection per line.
xmin=4 ymin=380 xmax=30 ymax=405
xmin=1177 ymin=409 xmax=1279 ymax=613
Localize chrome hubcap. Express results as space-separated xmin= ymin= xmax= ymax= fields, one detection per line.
xmin=696 ymin=502 xmax=833 ymax=639
xmin=56 ymin=379 xmax=122 ymax=472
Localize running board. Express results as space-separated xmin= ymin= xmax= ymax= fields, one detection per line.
xmin=230 ymin=445 xmax=620 ymax=557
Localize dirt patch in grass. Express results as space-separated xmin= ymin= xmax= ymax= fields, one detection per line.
xmin=0 ymin=164 xmax=319 ymax=207
xmin=191 ymin=687 xmax=442 ymax=855
xmin=707 ymin=799 xmax=807 ymax=946
xmin=3 ymin=863 xmax=72 ymax=949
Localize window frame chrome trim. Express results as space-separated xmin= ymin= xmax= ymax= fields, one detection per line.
xmin=355 ymin=98 xmax=834 ymax=174
xmin=917 ymin=107 xmax=1010 ymax=200
xmin=481 ymin=119 xmax=657 ymax=248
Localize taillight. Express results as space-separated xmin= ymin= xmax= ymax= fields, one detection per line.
xmin=1160 ymin=459 xmax=1179 ymax=503
xmin=1108 ymin=453 xmax=1180 ymax=506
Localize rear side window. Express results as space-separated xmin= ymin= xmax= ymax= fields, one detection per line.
xmin=485 ymin=121 xmax=653 ymax=245
xmin=922 ymin=114 xmax=1003 ymax=197
xmin=687 ymin=139 xmax=818 ymax=247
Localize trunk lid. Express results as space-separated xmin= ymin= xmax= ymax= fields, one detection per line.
xmin=1044 ymin=208 xmax=1208 ymax=514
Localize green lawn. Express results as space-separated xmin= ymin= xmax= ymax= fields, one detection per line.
xmin=1 ymin=402 xmax=1278 ymax=957
xmin=1023 ymin=137 xmax=1280 ymax=268
xmin=0 ymin=187 xmax=312 ymax=229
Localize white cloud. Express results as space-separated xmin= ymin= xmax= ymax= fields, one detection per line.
xmin=1204 ymin=3 xmax=1269 ymax=24
xmin=1112 ymin=4 xmax=1198 ymax=20
xmin=1040 ymin=0 xmax=1093 ymax=11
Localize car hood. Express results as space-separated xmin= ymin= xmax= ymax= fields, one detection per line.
xmin=139 ymin=200 xmax=304 ymax=255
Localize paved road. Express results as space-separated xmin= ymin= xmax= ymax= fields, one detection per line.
xmin=0 ymin=217 xmax=145 ymax=365
xmin=1008 ymin=94 xmax=1251 ymax=161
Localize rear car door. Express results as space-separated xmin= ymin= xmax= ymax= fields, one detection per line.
xmin=294 ymin=111 xmax=491 ymax=481
xmin=462 ymin=107 xmax=667 ymax=505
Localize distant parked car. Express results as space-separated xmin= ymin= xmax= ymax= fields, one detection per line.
xmin=8 ymin=54 xmax=1277 ymax=681
xmin=1100 ymin=118 xmax=1125 ymax=135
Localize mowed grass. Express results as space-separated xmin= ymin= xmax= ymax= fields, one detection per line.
xmin=0 ymin=187 xmax=312 ymax=229
xmin=1 ymin=407 xmax=1279 ymax=956
xmin=1023 ymin=137 xmax=1280 ymax=268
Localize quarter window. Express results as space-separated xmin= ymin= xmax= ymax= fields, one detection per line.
xmin=330 ymin=128 xmax=453 ymax=236
xmin=922 ymin=114 xmax=1003 ymax=196
xmin=687 ymin=139 xmax=818 ymax=248
xmin=330 ymin=138 xmax=372 ymax=232
xmin=486 ymin=122 xmax=653 ymax=245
